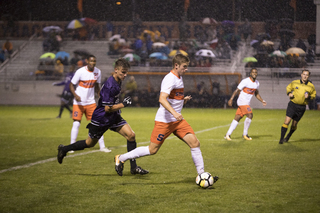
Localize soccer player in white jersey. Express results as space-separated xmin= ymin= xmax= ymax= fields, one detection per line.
xmin=114 ymin=54 xmax=218 ymax=183
xmin=69 ymin=55 xmax=110 ymax=152
xmin=224 ymin=68 xmax=267 ymax=141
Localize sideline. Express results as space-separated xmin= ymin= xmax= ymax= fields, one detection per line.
xmin=0 ymin=123 xmax=233 ymax=174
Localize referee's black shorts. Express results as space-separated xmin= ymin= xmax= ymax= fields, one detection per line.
xmin=286 ymin=101 xmax=306 ymax=122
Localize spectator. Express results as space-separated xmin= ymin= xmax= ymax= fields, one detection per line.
xmin=106 ymin=20 xmax=113 ymax=40
xmin=240 ymin=18 xmax=252 ymax=43
xmin=54 ymin=59 xmax=64 ymax=78
xmin=0 ymin=50 xmax=5 ymax=63
xmin=296 ymin=38 xmax=307 ymax=52
xmin=133 ymin=13 xmax=143 ymax=38
xmin=306 ymin=46 xmax=315 ymax=63
xmin=2 ymin=39 xmax=13 ymax=56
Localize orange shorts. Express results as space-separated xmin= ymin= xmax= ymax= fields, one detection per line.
xmin=72 ymin=103 xmax=97 ymax=121
xmin=236 ymin=105 xmax=252 ymax=117
xmin=150 ymin=120 xmax=195 ymax=145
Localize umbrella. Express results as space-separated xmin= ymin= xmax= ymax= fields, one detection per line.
xmin=195 ymin=49 xmax=216 ymax=58
xmin=124 ymin=53 xmax=141 ymax=62
xmin=168 ymin=50 xmax=188 ymax=57
xmin=40 ymin=52 xmax=55 ymax=59
xmin=250 ymin=40 xmax=260 ymax=48
xmin=80 ymin=17 xmax=97 ymax=25
xmin=285 ymin=47 xmax=306 ymax=55
xmin=200 ymin=17 xmax=218 ymax=25
xmin=118 ymin=38 xmax=126 ymax=44
xmin=269 ymin=50 xmax=287 ymax=57
xmin=67 ymin=19 xmax=84 ymax=29
xmin=109 ymin=34 xmax=121 ymax=41
xmin=149 ymin=52 xmax=168 ymax=60
xmin=43 ymin=26 xmax=63 ymax=33
xmin=243 ymin=57 xmax=257 ymax=63
xmin=261 ymin=40 xmax=274 ymax=46
xmin=55 ymin=51 xmax=70 ymax=59
xmin=152 ymin=42 xmax=166 ymax=48
xmin=73 ymin=49 xmax=91 ymax=56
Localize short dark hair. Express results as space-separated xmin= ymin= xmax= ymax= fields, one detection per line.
xmin=172 ymin=53 xmax=190 ymax=68
xmin=250 ymin=68 xmax=257 ymax=73
xmin=302 ymin=69 xmax=310 ymax=75
xmin=115 ymin=58 xmax=131 ymax=69
xmin=87 ymin=55 xmax=96 ymax=60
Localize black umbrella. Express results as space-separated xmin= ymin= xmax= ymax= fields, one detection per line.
xmin=73 ymin=49 xmax=91 ymax=57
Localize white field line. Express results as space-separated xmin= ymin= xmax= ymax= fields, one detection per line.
xmin=0 ymin=123 xmax=235 ymax=174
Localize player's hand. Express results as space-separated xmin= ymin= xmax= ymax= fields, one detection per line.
xmin=304 ymin=92 xmax=309 ymax=99
xmin=173 ymin=112 xmax=183 ymax=121
xmin=262 ymin=100 xmax=267 ymax=106
xmin=228 ymin=99 xmax=233 ymax=107
xmin=122 ymin=96 xmax=132 ymax=107
xmin=75 ymin=95 xmax=81 ymax=102
xmin=289 ymin=93 xmax=294 ymax=99
xmin=184 ymin=95 xmax=192 ymax=101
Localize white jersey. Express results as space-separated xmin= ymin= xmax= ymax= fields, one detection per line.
xmin=71 ymin=66 xmax=101 ymax=106
xmin=237 ymin=77 xmax=260 ymax=106
xmin=155 ymin=71 xmax=184 ymax=123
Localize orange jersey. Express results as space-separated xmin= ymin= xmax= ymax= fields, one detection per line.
xmin=155 ymin=71 xmax=184 ymax=123
xmin=71 ymin=66 xmax=101 ymax=106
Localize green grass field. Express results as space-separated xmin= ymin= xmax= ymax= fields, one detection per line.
xmin=0 ymin=106 xmax=319 ymax=213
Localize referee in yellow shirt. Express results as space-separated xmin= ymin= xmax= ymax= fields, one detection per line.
xmin=279 ymin=69 xmax=316 ymax=144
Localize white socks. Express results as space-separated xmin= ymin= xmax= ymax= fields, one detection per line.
xmin=70 ymin=121 xmax=80 ymax=144
xmin=98 ymin=135 xmax=105 ymax=149
xmin=119 ymin=146 xmax=150 ymax=162
xmin=227 ymin=119 xmax=239 ymax=136
xmin=191 ymin=147 xmax=205 ymax=175
xmin=243 ymin=117 xmax=252 ymax=136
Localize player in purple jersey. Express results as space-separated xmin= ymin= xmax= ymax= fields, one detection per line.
xmin=57 ymin=58 xmax=148 ymax=175
xmin=53 ymin=65 xmax=75 ymax=118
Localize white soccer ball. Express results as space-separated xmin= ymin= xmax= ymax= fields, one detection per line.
xmin=196 ymin=172 xmax=214 ymax=189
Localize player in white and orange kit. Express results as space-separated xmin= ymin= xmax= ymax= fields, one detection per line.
xmin=69 ymin=55 xmax=110 ymax=152
xmin=114 ymin=54 xmax=218 ymax=183
xmin=224 ymin=68 xmax=267 ymax=141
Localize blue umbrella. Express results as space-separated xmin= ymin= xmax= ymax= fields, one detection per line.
xmin=149 ymin=52 xmax=168 ymax=60
xmin=55 ymin=51 xmax=70 ymax=59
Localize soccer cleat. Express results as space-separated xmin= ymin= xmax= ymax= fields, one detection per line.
xmin=279 ymin=139 xmax=284 ymax=144
xmin=114 ymin=155 xmax=124 ymax=176
xmin=224 ymin=135 xmax=232 ymax=141
xmin=283 ymin=138 xmax=289 ymax=142
xmin=131 ymin=166 xmax=149 ymax=175
xmin=243 ymin=135 xmax=252 ymax=140
xmin=57 ymin=144 xmax=66 ymax=164
xmin=100 ymin=147 xmax=112 ymax=153
xmin=213 ymin=176 xmax=219 ymax=183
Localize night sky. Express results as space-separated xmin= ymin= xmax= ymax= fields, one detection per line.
xmin=0 ymin=0 xmax=316 ymax=22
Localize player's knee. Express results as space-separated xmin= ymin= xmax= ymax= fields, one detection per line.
xmin=127 ymin=131 xmax=136 ymax=141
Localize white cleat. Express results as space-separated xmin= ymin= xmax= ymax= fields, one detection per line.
xmin=224 ymin=135 xmax=232 ymax=141
xmin=100 ymin=147 xmax=112 ymax=153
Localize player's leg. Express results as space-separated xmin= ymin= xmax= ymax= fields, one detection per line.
xmin=243 ymin=112 xmax=253 ymax=140
xmin=225 ymin=109 xmax=242 ymax=140
xmin=71 ymin=104 xmax=84 ymax=144
xmin=57 ymin=100 xmax=65 ymax=118
xmin=279 ymin=116 xmax=292 ymax=144
xmin=183 ymin=133 xmax=205 ymax=175
xmin=116 ymin=123 xmax=149 ymax=174
xmin=284 ymin=120 xmax=298 ymax=142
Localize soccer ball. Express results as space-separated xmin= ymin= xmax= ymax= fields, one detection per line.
xmin=196 ymin=172 xmax=214 ymax=189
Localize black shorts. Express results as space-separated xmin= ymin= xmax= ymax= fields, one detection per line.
xmin=286 ymin=101 xmax=306 ymax=122
xmin=86 ymin=115 xmax=127 ymax=139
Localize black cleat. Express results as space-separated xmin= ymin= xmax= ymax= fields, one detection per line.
xmin=114 ymin=155 xmax=124 ymax=176
xmin=283 ymin=138 xmax=289 ymax=142
xmin=279 ymin=139 xmax=284 ymax=144
xmin=131 ymin=166 xmax=149 ymax=175
xmin=213 ymin=176 xmax=219 ymax=183
xmin=57 ymin=144 xmax=66 ymax=164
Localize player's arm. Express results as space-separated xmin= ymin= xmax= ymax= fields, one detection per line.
xmin=69 ymin=82 xmax=81 ymax=102
xmin=286 ymin=82 xmax=294 ymax=98
xmin=255 ymin=90 xmax=267 ymax=106
xmin=159 ymin=92 xmax=183 ymax=121
xmin=228 ymin=88 xmax=240 ymax=106
xmin=104 ymin=96 xmax=132 ymax=113
xmin=94 ymin=82 xmax=101 ymax=97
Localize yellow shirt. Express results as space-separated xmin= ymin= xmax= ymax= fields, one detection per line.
xmin=286 ymin=79 xmax=316 ymax=105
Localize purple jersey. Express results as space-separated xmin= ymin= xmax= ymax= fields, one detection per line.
xmin=54 ymin=72 xmax=74 ymax=93
xmin=91 ymin=76 xmax=122 ymax=127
